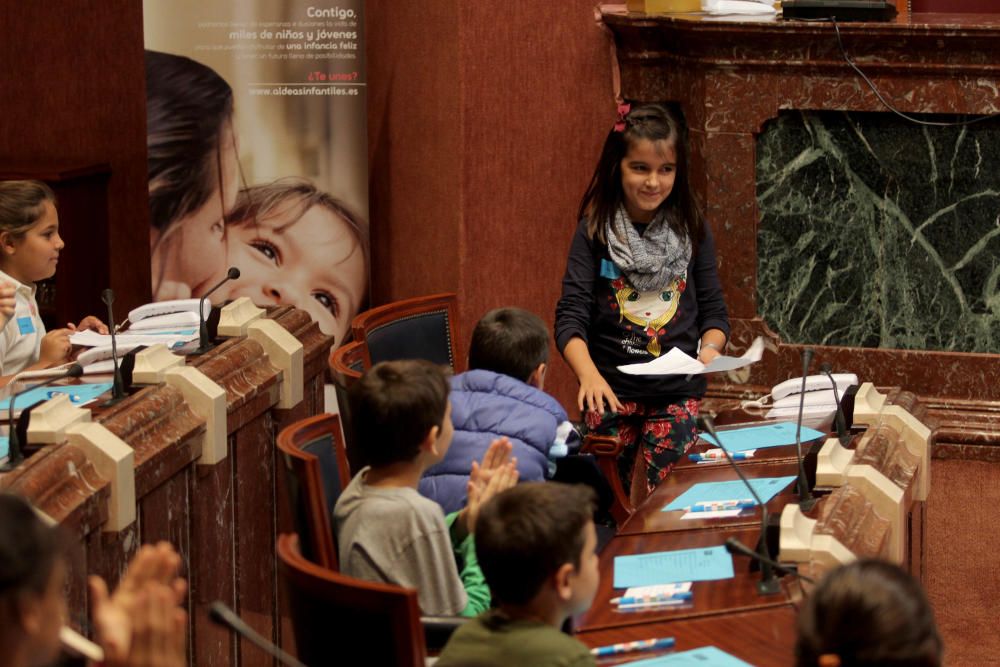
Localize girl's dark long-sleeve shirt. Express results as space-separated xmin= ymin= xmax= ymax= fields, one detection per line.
xmin=555 ymin=218 xmax=731 ymax=404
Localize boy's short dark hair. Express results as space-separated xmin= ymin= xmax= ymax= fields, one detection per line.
xmin=468 ymin=308 xmax=550 ymax=383
xmin=475 ymin=482 xmax=595 ymax=606
xmin=348 ymin=360 xmax=450 ymax=468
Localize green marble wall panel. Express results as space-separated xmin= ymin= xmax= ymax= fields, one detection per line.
xmin=756 ymin=111 xmax=1000 ymax=353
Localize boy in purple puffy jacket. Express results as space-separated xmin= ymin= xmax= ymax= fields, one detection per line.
xmin=419 ymin=308 xmax=576 ymax=513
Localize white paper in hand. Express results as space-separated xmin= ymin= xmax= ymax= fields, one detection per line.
xmin=618 ymin=336 xmax=764 ymax=376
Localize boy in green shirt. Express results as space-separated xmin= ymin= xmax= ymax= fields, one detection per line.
xmin=437 ymin=482 xmax=600 ymax=666
xmin=334 ymin=359 xmax=518 ymax=617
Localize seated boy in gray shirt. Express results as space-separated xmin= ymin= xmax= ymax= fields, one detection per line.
xmin=334 ymin=359 xmax=519 ymax=617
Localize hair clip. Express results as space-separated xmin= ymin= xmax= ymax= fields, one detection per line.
xmin=613 ymin=102 xmax=631 ymax=132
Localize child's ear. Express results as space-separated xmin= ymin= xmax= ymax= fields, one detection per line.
xmin=422 ymin=424 xmax=441 ymax=457
xmin=0 ymin=231 xmax=18 ymax=255
xmin=527 ymin=363 xmax=547 ymax=390
xmin=553 ymin=561 xmax=575 ymax=603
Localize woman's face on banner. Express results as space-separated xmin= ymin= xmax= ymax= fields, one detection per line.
xmin=216 ymin=203 xmax=366 ymax=346
xmin=151 ymin=122 xmax=240 ymax=300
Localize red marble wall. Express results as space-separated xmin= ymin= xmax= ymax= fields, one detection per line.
xmin=366 ymin=0 xmax=613 ymax=411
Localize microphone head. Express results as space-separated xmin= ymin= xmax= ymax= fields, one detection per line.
xmin=820 ymin=362 xmax=833 ymax=374
xmin=101 ymin=288 xmax=114 ymax=306
xmin=695 ymin=414 xmax=716 ymax=433
xmin=226 ymin=267 xmax=241 ymax=280
xmin=65 ymin=364 xmax=85 ymax=379
xmin=723 ymin=537 xmax=742 ymax=554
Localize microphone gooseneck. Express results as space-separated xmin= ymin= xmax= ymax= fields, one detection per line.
xmin=794 ymin=348 xmax=816 ymax=511
xmin=1 ymin=363 xmax=85 ymax=472
xmin=102 ymin=289 xmax=126 ymax=406
xmin=820 ymin=363 xmax=851 ymax=446
xmin=723 ymin=537 xmax=816 ymax=584
xmin=208 ymin=601 xmax=307 ymax=667
xmin=697 ymin=415 xmax=781 ymax=595
xmin=194 ymin=267 xmax=241 ymax=354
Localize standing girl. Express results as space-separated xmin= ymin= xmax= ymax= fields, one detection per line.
xmin=0 ymin=180 xmax=107 ymax=383
xmin=555 ymin=103 xmax=730 ymax=503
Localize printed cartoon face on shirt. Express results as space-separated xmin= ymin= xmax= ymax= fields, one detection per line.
xmin=612 ymin=276 xmax=686 ymax=357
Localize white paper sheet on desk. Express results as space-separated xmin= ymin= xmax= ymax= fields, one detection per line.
xmin=702 ymin=0 xmax=777 ymax=14
xmin=70 ymin=330 xmax=196 ymax=349
xmin=13 ymin=360 xmax=116 ymax=381
xmin=618 ymin=336 xmax=764 ymax=376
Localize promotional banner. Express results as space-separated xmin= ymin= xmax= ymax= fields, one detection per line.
xmin=143 ymin=1 xmax=368 ymax=349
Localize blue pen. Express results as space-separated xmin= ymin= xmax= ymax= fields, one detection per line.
xmin=689 ymin=451 xmax=751 ymax=462
xmin=687 ymin=499 xmax=755 ymax=512
xmin=590 ymin=637 xmax=675 ymax=657
xmin=610 ymin=591 xmax=693 ymax=605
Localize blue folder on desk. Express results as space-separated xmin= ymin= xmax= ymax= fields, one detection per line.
xmin=622 ymin=646 xmax=754 ymax=667
xmin=663 ymin=476 xmax=797 ymax=512
xmin=0 ymin=383 xmax=113 ymax=412
xmin=613 ymin=546 xmax=734 ymax=588
xmin=699 ymin=421 xmax=825 ymax=452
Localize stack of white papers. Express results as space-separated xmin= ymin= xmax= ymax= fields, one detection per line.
xmin=619 ymin=336 xmax=764 ymax=376
xmin=70 ymin=329 xmax=197 ymax=350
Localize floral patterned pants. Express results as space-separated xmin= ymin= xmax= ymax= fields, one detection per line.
xmin=585 ymin=398 xmax=700 ymax=497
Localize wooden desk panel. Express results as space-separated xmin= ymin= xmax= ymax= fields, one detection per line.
xmin=577 ymin=527 xmax=796 ymax=633
xmin=619 ymin=462 xmax=801 ymax=536
xmin=577 ymin=606 xmax=799 ymax=667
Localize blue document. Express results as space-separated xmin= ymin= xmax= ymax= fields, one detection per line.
xmin=613 ymin=546 xmax=733 ymax=588
xmin=0 ymin=383 xmax=114 ymax=412
xmin=663 ymin=476 xmax=797 ymax=512
xmin=622 ymin=646 xmax=754 ymax=667
xmin=0 ymin=435 xmax=8 ymax=460
xmin=700 ymin=421 xmax=825 ymax=452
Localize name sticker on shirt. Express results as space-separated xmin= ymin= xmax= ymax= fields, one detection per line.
xmin=600 ymin=259 xmax=622 ymax=280
xmin=17 ymin=317 xmax=35 ymax=335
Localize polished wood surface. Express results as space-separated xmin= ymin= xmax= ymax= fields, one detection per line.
xmin=577 ymin=527 xmax=796 ymax=633
xmin=619 ymin=461 xmax=801 ymax=536
xmin=578 ymin=606 xmax=799 ymax=667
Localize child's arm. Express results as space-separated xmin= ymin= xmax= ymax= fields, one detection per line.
xmin=0 ymin=283 xmax=15 ymax=326
xmin=563 ymin=338 xmax=623 ymax=414
xmin=444 ymin=512 xmax=491 ymax=617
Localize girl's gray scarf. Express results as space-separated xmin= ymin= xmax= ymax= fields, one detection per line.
xmin=607 ymin=205 xmax=691 ymax=291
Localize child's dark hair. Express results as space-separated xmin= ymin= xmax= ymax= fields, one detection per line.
xmin=0 ymin=494 xmax=63 ymax=604
xmin=468 ymin=308 xmax=550 ymax=383
xmin=0 ymin=180 xmax=56 ymax=240
xmin=145 ymin=50 xmax=235 ymax=234
xmin=475 ymin=482 xmax=595 ymax=606
xmin=348 ymin=360 xmax=451 ymax=468
xmin=796 ymin=559 xmax=942 ymax=667
xmin=578 ymin=102 xmax=702 ymax=247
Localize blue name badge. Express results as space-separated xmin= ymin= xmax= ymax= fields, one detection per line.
xmin=17 ymin=316 xmax=35 ymax=335
xmin=600 ymin=259 xmax=622 ymax=280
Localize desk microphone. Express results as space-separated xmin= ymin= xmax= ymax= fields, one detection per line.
xmin=723 ymin=537 xmax=816 ymax=584
xmin=794 ymin=348 xmax=817 ymax=511
xmin=0 ymin=363 xmax=84 ymax=472
xmin=194 ymin=267 xmax=240 ymax=354
xmin=208 ymin=601 xmax=307 ymax=667
xmin=102 ymin=289 xmax=126 ymax=407
xmin=821 ymin=363 xmax=851 ymax=446
xmin=697 ymin=415 xmax=780 ymax=595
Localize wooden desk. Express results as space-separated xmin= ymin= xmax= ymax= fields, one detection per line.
xmin=577 ymin=606 xmax=799 ymax=667
xmin=577 ymin=527 xmax=796 ymax=634
xmin=619 ymin=461 xmax=801 ymax=536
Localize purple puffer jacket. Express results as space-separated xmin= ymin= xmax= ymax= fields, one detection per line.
xmin=418 ymin=369 xmax=567 ymax=513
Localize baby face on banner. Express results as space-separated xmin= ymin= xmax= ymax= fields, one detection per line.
xmin=213 ymin=199 xmax=367 ymax=347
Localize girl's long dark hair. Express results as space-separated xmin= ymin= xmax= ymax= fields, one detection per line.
xmin=577 ymin=103 xmax=703 ymax=248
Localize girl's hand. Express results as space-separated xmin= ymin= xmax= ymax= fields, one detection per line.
xmin=0 ymin=282 xmax=15 ymax=322
xmin=578 ymin=371 xmax=623 ymax=415
xmin=72 ymin=315 xmax=109 ymax=334
xmin=698 ymin=346 xmax=722 ymax=365
xmin=39 ymin=328 xmax=73 ymax=366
